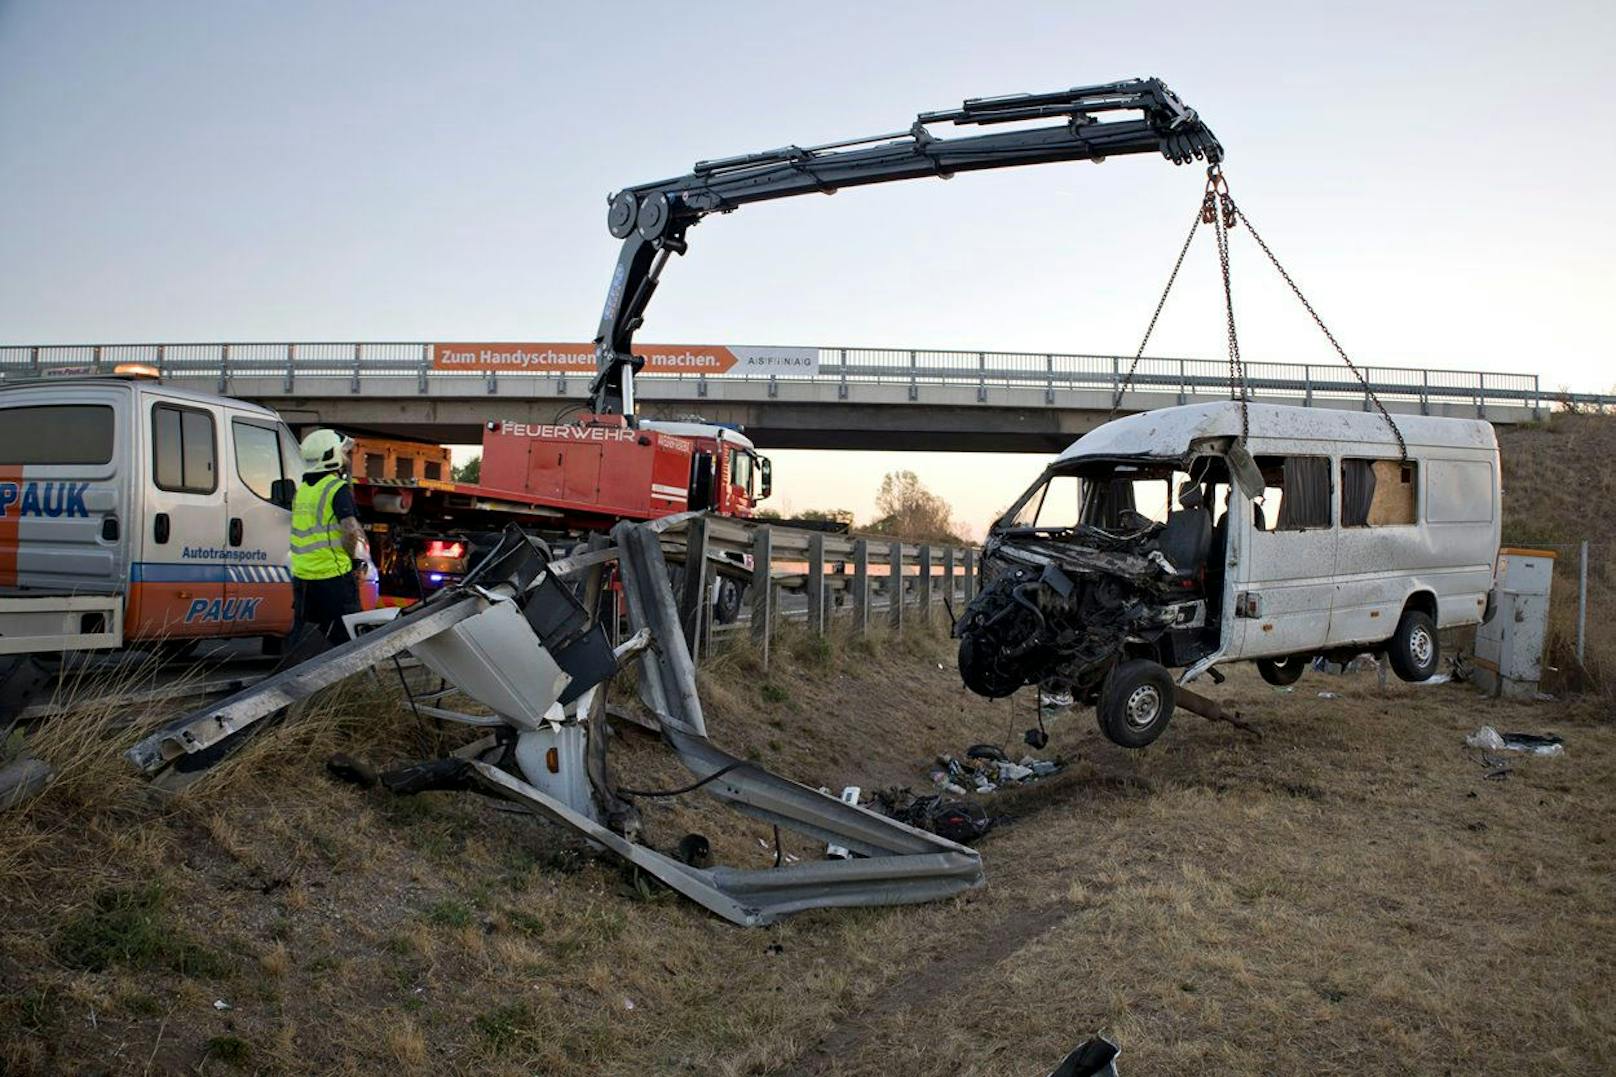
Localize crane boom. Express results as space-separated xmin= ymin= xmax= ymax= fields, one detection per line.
xmin=589 ymin=77 xmax=1222 ymax=418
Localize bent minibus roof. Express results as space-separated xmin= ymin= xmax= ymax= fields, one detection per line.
xmin=1056 ymin=401 xmax=1496 ymax=463
xmin=0 ymin=376 xmax=284 ymax=421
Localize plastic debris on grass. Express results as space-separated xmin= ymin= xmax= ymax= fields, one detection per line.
xmin=1465 ymin=726 xmax=1566 ymax=756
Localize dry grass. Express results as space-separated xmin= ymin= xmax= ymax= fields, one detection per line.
xmin=2 ymin=544 xmax=1613 ymax=1073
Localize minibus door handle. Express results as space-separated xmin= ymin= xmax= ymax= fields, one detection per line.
xmin=153 ymin=513 xmax=170 ymax=544
xmin=228 ymin=517 xmax=244 ymax=547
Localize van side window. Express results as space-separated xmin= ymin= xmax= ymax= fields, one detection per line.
xmin=1253 ymin=456 xmax=1331 ymax=532
xmin=152 ymin=404 xmax=216 ymax=494
xmin=1342 ymin=459 xmax=1417 ymax=527
xmin=0 ymin=405 xmax=115 ymax=465
xmin=232 ymin=420 xmax=284 ymax=502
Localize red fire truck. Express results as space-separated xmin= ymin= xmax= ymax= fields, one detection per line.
xmin=347 ymin=414 xmax=770 ymax=617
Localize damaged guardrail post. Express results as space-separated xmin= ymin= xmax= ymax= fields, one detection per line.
xmin=853 ymin=539 xmax=870 ymax=634
xmin=751 ymin=525 xmax=772 ymax=665
xmin=807 ymin=531 xmax=826 ymax=636
xmin=678 ymin=515 xmax=710 ymax=663
xmin=888 ymin=541 xmax=903 ymax=631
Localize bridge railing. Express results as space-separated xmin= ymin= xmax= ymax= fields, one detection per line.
xmin=1 ymin=341 xmax=1603 ymax=409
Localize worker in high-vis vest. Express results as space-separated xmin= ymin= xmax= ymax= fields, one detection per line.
xmin=290 ymin=429 xmax=367 ymax=646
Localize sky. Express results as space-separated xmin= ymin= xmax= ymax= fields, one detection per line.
xmin=2 ymin=1 xmax=1612 ymax=537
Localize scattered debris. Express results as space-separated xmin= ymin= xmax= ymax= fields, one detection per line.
xmin=212 ymin=999 xmax=231 ymax=1012
xmin=1465 ymin=727 xmax=1565 ymax=756
xmin=1313 ymin=654 xmax=1379 ymax=675
xmin=1047 ymin=1034 xmax=1121 ymax=1077
xmin=1317 ymin=691 xmax=1341 ymax=700
xmin=872 ymin=789 xmax=995 ymax=845
xmin=1176 ymin=686 xmax=1262 ymax=739
xmin=0 ymin=754 xmax=53 ymax=810
xmin=931 ymin=749 xmax=1064 ymax=794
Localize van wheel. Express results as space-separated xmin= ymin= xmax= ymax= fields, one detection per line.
xmin=1257 ymin=655 xmax=1307 ymax=686
xmin=1388 ymin=609 xmax=1439 ymax=682
xmin=1096 ymin=659 xmax=1176 ymax=749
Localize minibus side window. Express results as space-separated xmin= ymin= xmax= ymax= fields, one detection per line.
xmin=0 ymin=405 xmax=114 ymax=465
xmin=1252 ymin=456 xmax=1331 ymax=532
xmin=153 ymin=403 xmax=217 ymax=494
xmin=1342 ymin=459 xmax=1417 ymax=527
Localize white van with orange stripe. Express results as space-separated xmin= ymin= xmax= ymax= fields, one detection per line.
xmin=0 ymin=369 xmax=300 ymax=656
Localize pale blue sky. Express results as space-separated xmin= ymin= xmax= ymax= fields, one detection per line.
xmin=3 ymin=1 xmax=1612 ymax=534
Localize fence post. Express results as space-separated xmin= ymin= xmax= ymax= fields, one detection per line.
xmin=942 ymin=547 xmax=955 ymax=614
xmin=1421 ymin=368 xmax=1430 ymax=416
xmin=1533 ymin=374 xmax=1543 ymax=421
xmin=853 ymin=539 xmax=870 ymax=634
xmin=807 ymin=532 xmax=826 ymax=637
xmin=284 ymin=343 xmax=296 ymax=393
xmin=678 ymin=516 xmax=709 ymax=662
xmin=1303 ymin=365 xmax=1313 ymax=407
xmin=976 ymin=352 xmax=987 ymax=402
xmin=908 ymin=349 xmax=918 ymax=401
xmin=888 ymin=542 xmax=903 ymax=630
xmin=92 ymin=344 xmax=103 ymax=374
xmin=838 ymin=347 xmax=848 ymax=400
xmin=919 ymin=545 xmax=933 ymax=623
xmin=962 ymin=548 xmax=976 ymax=603
xmin=751 ymin=526 xmax=772 ymax=666
xmin=418 ymin=343 xmax=430 ymax=394
xmin=1577 ymin=540 xmax=1589 ymax=667
xmin=1045 ymin=354 xmax=1054 ymax=405
xmin=219 ymin=343 xmax=231 ymax=393
xmin=1178 ymin=358 xmax=1187 ymax=405
xmin=351 ymin=342 xmax=362 ymax=394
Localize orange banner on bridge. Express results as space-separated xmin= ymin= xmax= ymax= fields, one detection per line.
xmin=431 ymin=343 xmax=817 ymax=377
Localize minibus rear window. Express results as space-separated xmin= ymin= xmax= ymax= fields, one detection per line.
xmin=0 ymin=405 xmax=115 ymax=464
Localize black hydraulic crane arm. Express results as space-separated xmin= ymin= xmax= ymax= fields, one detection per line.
xmin=589 ymin=77 xmax=1223 ymax=418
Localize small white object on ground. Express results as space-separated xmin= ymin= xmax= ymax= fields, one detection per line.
xmin=213 ymin=999 xmax=231 ymax=1011
xmin=1317 ymin=691 xmax=1340 ymax=700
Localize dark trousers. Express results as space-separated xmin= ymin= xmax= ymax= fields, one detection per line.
xmin=292 ymin=573 xmax=361 ymax=648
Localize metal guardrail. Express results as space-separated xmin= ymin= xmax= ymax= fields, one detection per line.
xmin=3 ymin=341 xmax=1611 ymax=411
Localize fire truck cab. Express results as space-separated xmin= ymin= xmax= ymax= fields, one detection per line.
xmin=639 ymin=420 xmax=770 ymax=517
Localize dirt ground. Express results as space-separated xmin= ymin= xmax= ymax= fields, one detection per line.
xmin=2 ymin=619 xmax=1612 ymax=1076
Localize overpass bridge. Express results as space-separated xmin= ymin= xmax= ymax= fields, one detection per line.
xmin=1 ymin=341 xmax=1593 ymax=451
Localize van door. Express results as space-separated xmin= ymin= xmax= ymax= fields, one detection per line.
xmin=0 ymin=386 xmax=129 ymax=597
xmin=1230 ymin=454 xmax=1337 ymax=659
xmin=221 ymin=414 xmax=297 ymax=636
xmin=128 ymin=397 xmax=228 ymax=640
xmin=1328 ymin=456 xmax=1421 ymax=646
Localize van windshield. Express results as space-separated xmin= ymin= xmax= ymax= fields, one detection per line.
xmin=1001 ymin=459 xmax=1185 ymax=532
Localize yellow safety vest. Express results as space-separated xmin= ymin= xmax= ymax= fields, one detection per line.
xmin=290 ymin=473 xmax=353 ymax=580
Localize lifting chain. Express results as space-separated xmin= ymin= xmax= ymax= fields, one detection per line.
xmin=1113 ymin=164 xmax=1408 ymax=462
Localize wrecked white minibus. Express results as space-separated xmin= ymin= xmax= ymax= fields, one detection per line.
xmin=957 ymin=401 xmax=1500 ymax=746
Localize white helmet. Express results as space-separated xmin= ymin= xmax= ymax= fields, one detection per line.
xmin=300 ymin=429 xmax=353 ymax=473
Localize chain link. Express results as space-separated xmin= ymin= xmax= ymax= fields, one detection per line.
xmin=1112 ymin=202 xmax=1205 ymax=414
xmin=1208 ymin=169 xmax=1250 ymax=442
xmin=1221 ymin=192 xmax=1408 ymax=461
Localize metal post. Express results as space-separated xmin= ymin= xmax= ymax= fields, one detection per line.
xmin=838 ymin=347 xmax=848 ymax=400
xmin=92 ymin=344 xmax=103 ymax=373
xmin=751 ymin=526 xmax=772 ymax=664
xmin=977 ymin=352 xmax=987 ymax=402
xmin=1477 ymin=374 xmax=1487 ymax=419
xmin=219 ymin=343 xmax=231 ymax=393
xmin=284 ymin=343 xmax=296 ymax=393
xmin=1577 ymin=540 xmax=1589 ymax=667
xmin=1421 ymin=368 xmax=1430 ymax=416
xmin=29 ymin=345 xmax=39 ymax=376
xmin=807 ymin=532 xmax=825 ymax=637
xmin=418 ymin=342 xmax=430 ymax=394
xmin=1303 ymin=365 xmax=1313 ymax=407
xmin=351 ymin=342 xmax=362 ymax=394
xmin=1110 ymin=354 xmax=1119 ymax=401
xmin=888 ymin=542 xmax=903 ymax=630
xmin=942 ymin=547 xmax=955 ymax=613
xmin=1533 ymin=374 xmax=1543 ymax=421
xmin=853 ymin=539 xmax=869 ymax=633
xmin=1045 ymin=354 xmax=1054 ymax=405
xmin=678 ymin=516 xmax=710 ymax=662
xmin=155 ymin=343 xmax=165 ymax=378
xmin=962 ymin=548 xmax=976 ymax=603
xmin=1178 ymin=358 xmax=1187 ymax=405
xmin=908 ymin=349 xmax=918 ymax=401
xmin=919 ymin=545 xmax=933 ymax=623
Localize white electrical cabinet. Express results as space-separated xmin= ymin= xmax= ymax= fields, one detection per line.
xmin=1474 ymin=548 xmax=1555 ymax=700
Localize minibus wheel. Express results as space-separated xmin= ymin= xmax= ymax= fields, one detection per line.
xmin=1257 ymin=655 xmax=1308 ymax=686
xmin=1387 ymin=609 xmax=1440 ymax=682
xmin=1096 ymin=659 xmax=1176 ymax=748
